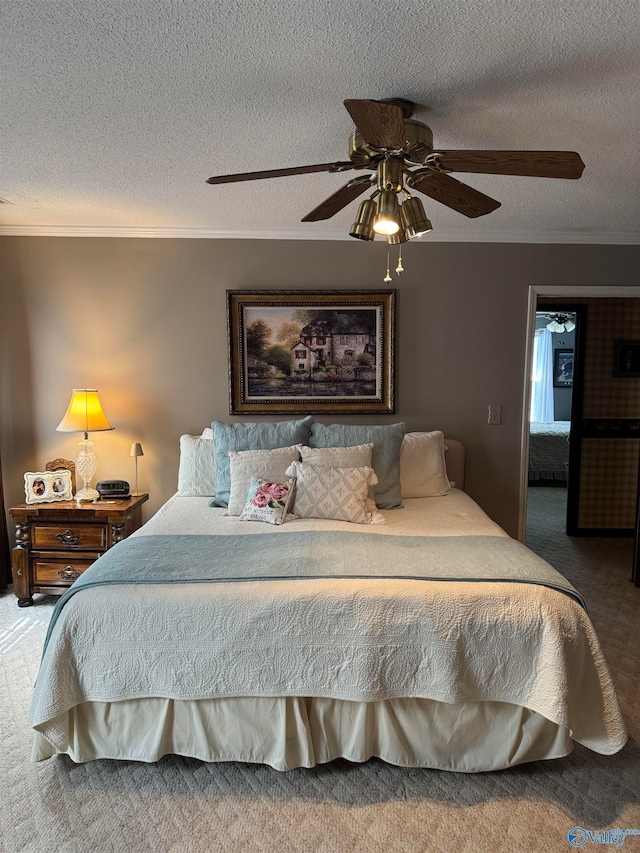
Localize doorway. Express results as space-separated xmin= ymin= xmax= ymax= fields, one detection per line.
xmin=527 ymin=306 xmax=580 ymax=534
xmin=519 ymin=285 xmax=640 ymax=544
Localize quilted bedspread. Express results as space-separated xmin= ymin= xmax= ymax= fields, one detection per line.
xmin=30 ymin=493 xmax=627 ymax=755
xmin=529 ymin=421 xmax=571 ymax=480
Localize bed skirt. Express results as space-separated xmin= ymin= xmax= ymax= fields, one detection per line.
xmin=32 ymin=695 xmax=573 ymax=772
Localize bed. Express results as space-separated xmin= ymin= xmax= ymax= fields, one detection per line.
xmin=29 ymin=429 xmax=626 ymax=772
xmin=528 ymin=420 xmax=571 ymax=482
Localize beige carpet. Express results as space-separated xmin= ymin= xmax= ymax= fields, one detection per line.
xmin=1 ymin=488 xmax=639 ymax=853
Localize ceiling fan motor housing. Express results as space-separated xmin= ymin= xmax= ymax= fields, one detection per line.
xmin=349 ymin=119 xmax=434 ymax=167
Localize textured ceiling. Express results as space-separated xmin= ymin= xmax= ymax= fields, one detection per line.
xmin=1 ymin=0 xmax=639 ymax=241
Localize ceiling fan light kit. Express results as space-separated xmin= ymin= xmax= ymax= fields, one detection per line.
xmin=401 ymin=196 xmax=432 ymax=239
xmin=349 ymin=198 xmax=376 ymax=241
xmin=206 ymin=98 xmax=585 ymax=281
xmin=374 ymin=190 xmax=401 ymax=236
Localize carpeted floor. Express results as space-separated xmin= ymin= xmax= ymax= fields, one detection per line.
xmin=1 ymin=488 xmax=638 ymax=853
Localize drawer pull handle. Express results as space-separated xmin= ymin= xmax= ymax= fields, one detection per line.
xmin=57 ymin=566 xmax=81 ymax=581
xmin=56 ymin=529 xmax=80 ymax=545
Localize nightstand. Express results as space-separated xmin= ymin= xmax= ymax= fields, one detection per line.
xmin=9 ymin=493 xmax=149 ymax=606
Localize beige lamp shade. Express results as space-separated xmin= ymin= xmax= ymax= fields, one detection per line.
xmin=57 ymin=389 xmax=114 ymax=437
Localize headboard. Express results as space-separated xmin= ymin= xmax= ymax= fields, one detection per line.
xmin=444 ymin=439 xmax=465 ymax=491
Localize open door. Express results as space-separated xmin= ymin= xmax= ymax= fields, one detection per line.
xmin=537 ymin=298 xmax=640 ymax=538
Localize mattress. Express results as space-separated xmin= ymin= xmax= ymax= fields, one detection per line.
xmin=30 ymin=490 xmax=626 ymax=771
xmin=529 ymin=421 xmax=571 ymax=481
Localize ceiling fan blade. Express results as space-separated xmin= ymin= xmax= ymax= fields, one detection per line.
xmin=409 ymin=171 xmax=501 ymax=218
xmin=301 ymin=175 xmax=373 ymax=222
xmin=344 ymin=99 xmax=406 ymax=150
xmin=206 ymin=161 xmax=355 ymax=185
xmin=433 ymin=150 xmax=585 ymax=179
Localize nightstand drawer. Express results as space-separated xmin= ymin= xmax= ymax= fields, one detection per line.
xmin=33 ymin=556 xmax=97 ymax=585
xmin=32 ymin=524 xmax=107 ymax=551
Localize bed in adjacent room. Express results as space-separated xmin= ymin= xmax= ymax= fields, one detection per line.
xmin=528 ymin=420 xmax=571 ymax=482
xmin=29 ymin=423 xmax=626 ymax=772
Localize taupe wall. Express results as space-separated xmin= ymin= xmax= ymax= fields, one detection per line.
xmin=1 ymin=237 xmax=638 ymax=538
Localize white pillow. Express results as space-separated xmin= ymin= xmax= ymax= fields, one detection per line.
xmin=227 ymin=444 xmax=302 ymax=516
xmin=285 ymin=461 xmax=378 ymax=524
xmin=178 ymin=435 xmax=216 ymax=496
xmin=300 ymin=443 xmax=373 ymax=469
xmin=202 ymin=427 xmax=213 ymax=439
xmin=239 ymin=477 xmax=296 ymax=526
xmin=400 ymin=431 xmax=451 ymax=498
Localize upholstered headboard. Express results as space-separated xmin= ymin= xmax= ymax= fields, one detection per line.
xmin=444 ymin=439 xmax=465 ymax=491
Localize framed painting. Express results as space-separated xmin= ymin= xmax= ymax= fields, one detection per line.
xmin=227 ymin=290 xmax=395 ymax=414
xmin=613 ymin=340 xmax=640 ymax=378
xmin=553 ymin=349 xmax=574 ymax=387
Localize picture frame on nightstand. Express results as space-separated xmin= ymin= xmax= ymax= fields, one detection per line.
xmin=24 ymin=470 xmax=73 ymax=504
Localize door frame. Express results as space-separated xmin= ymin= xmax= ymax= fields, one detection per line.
xmin=518 ymin=285 xmax=640 ymax=543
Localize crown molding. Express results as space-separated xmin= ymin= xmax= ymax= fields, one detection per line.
xmin=0 ymin=224 xmax=638 ymax=244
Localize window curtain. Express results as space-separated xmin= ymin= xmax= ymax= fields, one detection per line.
xmin=530 ymin=328 xmax=555 ymax=423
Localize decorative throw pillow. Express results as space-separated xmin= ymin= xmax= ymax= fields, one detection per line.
xmin=211 ymin=416 xmax=313 ymax=507
xmin=309 ymin=422 xmax=406 ymax=509
xmin=226 ymin=445 xmax=302 ymax=516
xmin=285 ymin=461 xmax=379 ymax=524
xmin=400 ymin=431 xmax=451 ymax=498
xmin=202 ymin=427 xmax=213 ymax=440
xmin=177 ymin=435 xmax=216 ymax=496
xmin=300 ymin=443 xmax=373 ymax=470
xmin=239 ymin=477 xmax=296 ymax=525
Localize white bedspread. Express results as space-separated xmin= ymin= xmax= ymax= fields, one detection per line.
xmin=30 ymin=491 xmax=627 ymax=756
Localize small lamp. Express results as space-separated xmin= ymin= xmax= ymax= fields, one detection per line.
xmin=129 ymin=442 xmax=144 ymax=495
xmin=57 ymin=389 xmax=114 ymax=501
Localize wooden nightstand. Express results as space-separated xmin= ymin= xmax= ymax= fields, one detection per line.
xmin=9 ymin=494 xmax=149 ymax=606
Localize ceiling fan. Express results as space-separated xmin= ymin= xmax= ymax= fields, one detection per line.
xmin=206 ymin=98 xmax=585 ymax=244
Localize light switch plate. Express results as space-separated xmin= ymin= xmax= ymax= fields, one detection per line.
xmin=488 ymin=404 xmax=502 ymax=425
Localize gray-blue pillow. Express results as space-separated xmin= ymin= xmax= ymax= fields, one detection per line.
xmin=309 ymin=422 xmax=406 ymax=509
xmin=210 ymin=417 xmax=313 ymax=507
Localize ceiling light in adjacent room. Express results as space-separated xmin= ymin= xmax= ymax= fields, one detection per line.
xmin=546 ymin=313 xmax=576 ymax=333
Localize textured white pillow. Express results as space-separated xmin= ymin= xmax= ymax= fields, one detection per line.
xmin=202 ymin=427 xmax=213 ymax=440
xmin=178 ymin=435 xmax=216 ymax=496
xmin=300 ymin=443 xmax=373 ymax=469
xmin=285 ymin=461 xmax=378 ymax=524
xmin=227 ymin=444 xmax=302 ymax=516
xmin=400 ymin=431 xmax=451 ymax=498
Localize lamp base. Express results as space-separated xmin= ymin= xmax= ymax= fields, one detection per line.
xmin=75 ymin=486 xmax=100 ymax=502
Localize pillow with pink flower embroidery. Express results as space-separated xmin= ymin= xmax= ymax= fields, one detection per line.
xmin=239 ymin=477 xmax=296 ymax=525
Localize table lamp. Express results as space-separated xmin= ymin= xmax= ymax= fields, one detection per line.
xmin=129 ymin=442 xmax=144 ymax=495
xmin=57 ymin=389 xmax=114 ymax=501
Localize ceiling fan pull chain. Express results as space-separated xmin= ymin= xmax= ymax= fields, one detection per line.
xmin=384 ymin=247 xmax=392 ymax=284
xmin=395 ymin=246 xmax=404 ymax=275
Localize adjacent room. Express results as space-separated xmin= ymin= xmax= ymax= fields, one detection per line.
xmin=1 ymin=2 xmax=639 ymax=852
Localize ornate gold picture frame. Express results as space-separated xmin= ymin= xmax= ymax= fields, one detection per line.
xmin=227 ymin=290 xmax=395 ymax=415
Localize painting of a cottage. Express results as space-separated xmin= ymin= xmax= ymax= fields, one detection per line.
xmin=228 ymin=291 xmax=395 ymax=414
